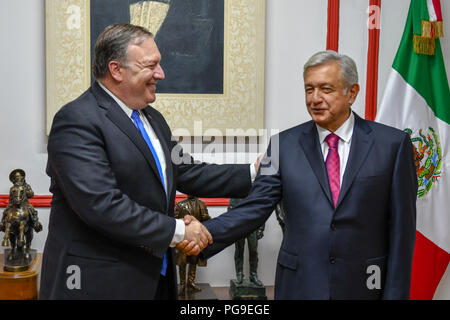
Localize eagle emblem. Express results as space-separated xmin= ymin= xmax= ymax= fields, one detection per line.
xmin=404 ymin=127 xmax=442 ymax=198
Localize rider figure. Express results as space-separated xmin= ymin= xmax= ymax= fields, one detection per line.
xmin=1 ymin=169 xmax=42 ymax=260
xmin=1 ymin=169 xmax=40 ymax=232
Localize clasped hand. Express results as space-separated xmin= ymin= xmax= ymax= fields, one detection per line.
xmin=176 ymin=215 xmax=212 ymax=256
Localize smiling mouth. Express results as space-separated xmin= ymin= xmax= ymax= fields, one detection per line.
xmin=310 ymin=107 xmax=326 ymax=112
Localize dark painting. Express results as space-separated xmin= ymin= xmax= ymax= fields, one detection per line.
xmin=90 ymin=0 xmax=224 ymax=94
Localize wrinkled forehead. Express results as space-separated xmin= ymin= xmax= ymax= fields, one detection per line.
xmin=303 ymin=62 xmax=345 ymax=85
xmin=126 ymin=36 xmax=161 ymax=61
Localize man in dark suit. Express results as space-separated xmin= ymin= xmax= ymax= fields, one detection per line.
xmin=199 ymin=51 xmax=418 ymax=299
xmin=40 ymin=24 xmax=254 ymax=299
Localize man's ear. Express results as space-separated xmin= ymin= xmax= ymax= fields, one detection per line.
xmin=347 ymin=83 xmax=360 ymax=105
xmin=108 ymin=61 xmax=123 ymax=82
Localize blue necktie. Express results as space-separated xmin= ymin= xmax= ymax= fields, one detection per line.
xmin=131 ymin=110 xmax=168 ymax=276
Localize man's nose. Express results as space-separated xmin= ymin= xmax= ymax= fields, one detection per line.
xmin=311 ymin=89 xmax=323 ymax=104
xmin=154 ymin=64 xmax=165 ymax=80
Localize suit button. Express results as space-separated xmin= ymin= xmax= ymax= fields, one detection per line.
xmin=331 ymin=222 xmax=336 ymax=231
xmin=329 ymin=257 xmax=336 ymax=264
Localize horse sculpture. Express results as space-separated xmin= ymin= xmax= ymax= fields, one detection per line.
xmin=1 ymin=171 xmax=42 ymax=262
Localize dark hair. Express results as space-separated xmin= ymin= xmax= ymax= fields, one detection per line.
xmin=92 ymin=23 xmax=153 ymax=79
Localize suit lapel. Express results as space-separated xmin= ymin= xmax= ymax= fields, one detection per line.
xmin=299 ymin=122 xmax=334 ymax=207
xmin=336 ymin=113 xmax=374 ymax=208
xmin=92 ymin=82 xmax=166 ymax=194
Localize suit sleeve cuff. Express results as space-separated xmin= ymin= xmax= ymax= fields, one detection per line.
xmin=250 ymin=164 xmax=257 ymax=183
xmin=170 ymin=218 xmax=186 ymax=247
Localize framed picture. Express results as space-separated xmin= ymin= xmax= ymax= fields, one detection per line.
xmin=46 ymin=0 xmax=265 ymax=136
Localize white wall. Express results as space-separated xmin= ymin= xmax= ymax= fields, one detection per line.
xmin=0 ymin=0 xmax=449 ymax=288
xmin=0 ymin=0 xmax=50 ymax=254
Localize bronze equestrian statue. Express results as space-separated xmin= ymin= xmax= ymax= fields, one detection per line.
xmin=1 ymin=169 xmax=42 ymax=262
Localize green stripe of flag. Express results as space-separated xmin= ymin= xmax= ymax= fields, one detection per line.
xmin=392 ymin=0 xmax=450 ymax=124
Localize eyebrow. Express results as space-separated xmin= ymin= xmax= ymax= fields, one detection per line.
xmin=135 ymin=54 xmax=160 ymax=65
xmin=305 ymin=82 xmax=336 ymax=88
xmin=140 ymin=59 xmax=157 ymax=66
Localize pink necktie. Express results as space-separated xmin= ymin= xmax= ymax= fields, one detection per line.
xmin=325 ymin=133 xmax=340 ymax=207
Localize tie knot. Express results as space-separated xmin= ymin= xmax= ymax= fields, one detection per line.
xmin=325 ymin=133 xmax=339 ymax=149
xmin=131 ymin=110 xmax=140 ymax=120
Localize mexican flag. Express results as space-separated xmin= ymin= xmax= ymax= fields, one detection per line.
xmin=376 ymin=0 xmax=450 ymax=299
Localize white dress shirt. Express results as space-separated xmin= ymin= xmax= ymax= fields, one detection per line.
xmin=99 ymin=82 xmax=255 ymax=247
xmin=316 ymin=112 xmax=355 ymax=185
xmin=99 ymin=82 xmax=185 ymax=246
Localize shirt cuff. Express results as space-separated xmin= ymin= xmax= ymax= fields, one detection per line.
xmin=250 ymin=163 xmax=257 ymax=183
xmin=170 ymin=218 xmax=186 ymax=247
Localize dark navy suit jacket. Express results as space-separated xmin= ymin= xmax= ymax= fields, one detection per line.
xmin=202 ymin=113 xmax=417 ymax=299
xmin=40 ymin=82 xmax=251 ymax=299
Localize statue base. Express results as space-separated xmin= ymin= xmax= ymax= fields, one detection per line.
xmin=178 ymin=283 xmax=218 ymax=300
xmin=230 ymin=279 xmax=267 ymax=300
xmin=0 ymin=251 xmax=42 ymax=299
xmin=3 ymin=248 xmax=37 ymax=272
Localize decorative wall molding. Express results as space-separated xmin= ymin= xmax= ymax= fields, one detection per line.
xmin=0 ymin=194 xmax=229 ymax=208
xmin=45 ymin=0 xmax=91 ymax=134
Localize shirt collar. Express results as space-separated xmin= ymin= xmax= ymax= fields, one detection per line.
xmin=98 ymin=81 xmax=135 ymax=118
xmin=316 ymin=111 xmax=355 ymax=144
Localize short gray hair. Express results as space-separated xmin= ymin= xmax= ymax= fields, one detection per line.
xmin=303 ymin=50 xmax=358 ymax=92
xmin=92 ymin=23 xmax=154 ymax=79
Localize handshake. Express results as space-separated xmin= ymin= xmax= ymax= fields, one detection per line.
xmin=176 ymin=215 xmax=212 ymax=256
xmin=173 ymin=155 xmax=264 ymax=256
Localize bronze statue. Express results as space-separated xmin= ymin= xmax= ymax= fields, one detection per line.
xmin=228 ymin=198 xmax=264 ymax=287
xmin=175 ymin=195 xmax=211 ymax=296
xmin=1 ymin=169 xmax=42 ymax=266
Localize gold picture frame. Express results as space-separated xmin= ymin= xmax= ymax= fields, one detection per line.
xmin=45 ymin=0 xmax=265 ymax=136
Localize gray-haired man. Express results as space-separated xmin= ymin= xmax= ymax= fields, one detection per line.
xmin=41 ymin=23 xmax=255 ymax=299
xmin=199 ymin=50 xmax=418 ymax=299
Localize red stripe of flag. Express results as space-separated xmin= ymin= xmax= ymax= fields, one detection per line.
xmin=432 ymin=0 xmax=443 ymax=21
xmin=410 ymin=230 xmax=450 ymax=299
